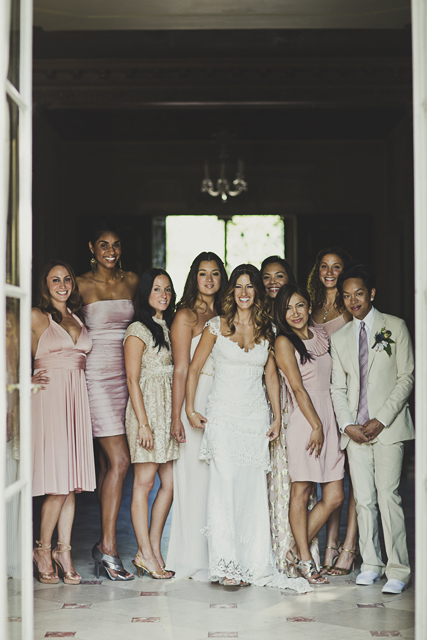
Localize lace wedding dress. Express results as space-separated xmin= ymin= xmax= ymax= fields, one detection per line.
xmin=199 ymin=317 xmax=311 ymax=593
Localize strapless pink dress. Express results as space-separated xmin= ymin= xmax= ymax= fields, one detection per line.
xmin=32 ymin=313 xmax=96 ymax=496
xmin=82 ymin=300 xmax=134 ymax=438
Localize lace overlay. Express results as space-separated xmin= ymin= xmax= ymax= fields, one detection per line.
xmin=200 ymin=317 xmax=312 ymax=593
xmin=124 ymin=320 xmax=179 ymax=464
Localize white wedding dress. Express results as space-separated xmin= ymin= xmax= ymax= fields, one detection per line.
xmin=200 ymin=316 xmax=311 ymax=593
xmin=166 ymin=332 xmax=213 ymax=580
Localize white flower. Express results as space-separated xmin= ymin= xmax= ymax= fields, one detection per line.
xmin=374 ymin=342 xmax=385 ymax=352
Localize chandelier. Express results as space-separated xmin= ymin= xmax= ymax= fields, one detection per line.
xmin=201 ymin=133 xmax=248 ymax=202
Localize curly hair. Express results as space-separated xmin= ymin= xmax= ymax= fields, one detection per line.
xmin=176 ymin=252 xmax=228 ymax=318
xmin=274 ymin=284 xmax=313 ymax=365
xmin=37 ymin=260 xmax=83 ymax=324
xmin=133 ymin=268 xmax=176 ymax=351
xmin=307 ymin=247 xmax=352 ymax=313
xmin=222 ymin=264 xmax=275 ymax=349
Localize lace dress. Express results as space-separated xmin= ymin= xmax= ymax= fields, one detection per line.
xmin=124 ymin=320 xmax=178 ymax=464
xmin=200 ymin=317 xmax=311 ymax=593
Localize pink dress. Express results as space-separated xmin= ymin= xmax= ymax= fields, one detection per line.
xmin=312 ymin=314 xmax=346 ymax=339
xmin=283 ymin=327 xmax=344 ymax=483
xmin=32 ymin=313 xmax=96 ymax=496
xmin=82 ymin=300 xmax=134 ymax=438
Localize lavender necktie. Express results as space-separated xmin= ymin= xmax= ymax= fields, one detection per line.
xmin=356 ymin=321 xmax=370 ymax=425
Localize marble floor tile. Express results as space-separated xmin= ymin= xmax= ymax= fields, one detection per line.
xmin=27 ymin=463 xmax=415 ymax=640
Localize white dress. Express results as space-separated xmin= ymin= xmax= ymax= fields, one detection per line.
xmin=166 ymin=332 xmax=214 ymax=580
xmin=199 ymin=317 xmax=311 ymax=593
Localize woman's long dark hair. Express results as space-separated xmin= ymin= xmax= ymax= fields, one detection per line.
xmin=176 ymin=251 xmax=228 ymax=316
xmin=307 ymin=247 xmax=351 ymax=313
xmin=134 ymin=268 xmax=176 ymax=351
xmin=274 ymin=284 xmax=313 ymax=364
xmin=37 ymin=260 xmax=83 ymax=325
xmin=222 ymin=264 xmax=275 ymax=348
xmin=260 ymin=255 xmax=297 ymax=285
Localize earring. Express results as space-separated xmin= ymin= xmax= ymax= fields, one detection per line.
xmin=90 ymin=256 xmax=97 ymax=275
xmin=118 ymin=259 xmax=124 ymax=279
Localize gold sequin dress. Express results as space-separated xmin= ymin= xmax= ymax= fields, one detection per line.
xmin=124 ymin=319 xmax=179 ymax=464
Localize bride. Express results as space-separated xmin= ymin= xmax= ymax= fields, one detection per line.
xmin=185 ymin=264 xmax=311 ymax=592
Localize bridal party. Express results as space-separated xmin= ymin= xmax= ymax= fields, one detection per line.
xmin=30 ymin=221 xmax=414 ymax=596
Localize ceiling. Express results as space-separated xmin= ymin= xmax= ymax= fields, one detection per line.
xmin=33 ymin=0 xmax=411 ymax=31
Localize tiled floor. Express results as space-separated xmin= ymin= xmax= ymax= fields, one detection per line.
xmin=10 ymin=447 xmax=415 ymax=640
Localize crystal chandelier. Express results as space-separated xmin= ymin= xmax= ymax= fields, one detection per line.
xmin=201 ymin=133 xmax=247 ymax=202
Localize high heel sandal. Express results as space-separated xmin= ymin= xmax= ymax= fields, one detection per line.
xmin=132 ymin=554 xmax=173 ymax=580
xmin=296 ymin=558 xmax=329 ymax=585
xmin=218 ymin=577 xmax=251 ymax=587
xmin=92 ymin=543 xmax=134 ymax=581
xmin=321 ymin=541 xmax=342 ymax=573
xmin=327 ymin=547 xmax=359 ymax=576
xmin=33 ymin=541 xmax=59 ymax=584
xmin=159 ymin=562 xmax=175 ymax=577
xmin=52 ymin=542 xmax=81 ymax=585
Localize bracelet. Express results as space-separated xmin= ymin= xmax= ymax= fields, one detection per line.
xmin=187 ymin=411 xmax=196 ymax=419
xmin=138 ymin=424 xmax=150 ymax=430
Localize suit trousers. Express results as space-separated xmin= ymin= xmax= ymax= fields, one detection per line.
xmin=346 ymin=438 xmax=411 ymax=584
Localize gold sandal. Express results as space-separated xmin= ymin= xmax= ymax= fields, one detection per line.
xmin=52 ymin=542 xmax=81 ymax=585
xmin=327 ymin=547 xmax=359 ymax=576
xmin=132 ymin=554 xmax=173 ymax=580
xmin=321 ymin=541 xmax=342 ymax=573
xmin=33 ymin=541 xmax=59 ymax=584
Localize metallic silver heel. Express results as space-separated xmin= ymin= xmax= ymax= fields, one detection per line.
xmin=91 ymin=543 xmax=134 ymax=581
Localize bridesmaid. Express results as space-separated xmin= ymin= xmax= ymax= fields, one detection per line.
xmin=307 ymin=247 xmax=358 ymax=576
xmin=31 ymin=260 xmax=96 ymax=584
xmin=261 ymin=255 xmax=319 ymax=575
xmin=124 ymin=269 xmax=178 ymax=579
xmin=166 ymin=252 xmax=228 ymax=580
xmin=77 ymin=222 xmax=138 ymax=580
xmin=274 ymin=284 xmax=345 ymax=585
xmin=261 ymin=255 xmax=296 ymax=314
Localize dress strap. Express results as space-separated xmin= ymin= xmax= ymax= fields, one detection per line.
xmin=205 ymin=315 xmax=221 ymax=337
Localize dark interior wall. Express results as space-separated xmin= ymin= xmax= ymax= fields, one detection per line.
xmin=31 ymin=28 xmax=414 ymax=325
xmin=33 ymin=118 xmax=392 ymax=300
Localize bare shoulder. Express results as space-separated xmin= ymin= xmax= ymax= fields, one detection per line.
xmin=31 ymin=307 xmax=48 ymax=331
xmin=76 ymin=271 xmax=94 ymax=293
xmin=173 ymin=307 xmax=198 ymax=328
xmin=124 ymin=270 xmax=139 ymax=293
xmin=275 ymin=334 xmax=293 ymax=352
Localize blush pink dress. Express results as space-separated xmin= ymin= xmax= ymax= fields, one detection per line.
xmin=312 ymin=314 xmax=346 ymax=339
xmin=32 ymin=312 xmax=96 ymax=496
xmin=82 ymin=300 xmax=134 ymax=438
xmin=282 ymin=327 xmax=344 ymax=483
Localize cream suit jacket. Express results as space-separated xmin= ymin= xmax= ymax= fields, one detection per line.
xmin=330 ymin=310 xmax=414 ymax=449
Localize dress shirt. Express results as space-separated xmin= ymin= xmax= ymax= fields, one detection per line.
xmin=340 ymin=307 xmax=387 ymax=433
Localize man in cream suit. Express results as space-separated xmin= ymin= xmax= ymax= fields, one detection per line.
xmin=330 ymin=262 xmax=414 ymax=594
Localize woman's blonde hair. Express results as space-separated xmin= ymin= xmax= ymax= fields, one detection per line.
xmin=222 ymin=264 xmax=274 ymax=348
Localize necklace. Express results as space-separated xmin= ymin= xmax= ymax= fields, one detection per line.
xmin=322 ymin=302 xmax=334 ymax=322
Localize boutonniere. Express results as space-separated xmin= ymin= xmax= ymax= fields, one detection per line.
xmin=372 ymin=327 xmax=395 ymax=356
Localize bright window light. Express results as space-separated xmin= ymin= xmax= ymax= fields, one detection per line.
xmin=166 ymin=216 xmax=225 ymax=301
xmin=226 ymin=215 xmax=285 ymax=273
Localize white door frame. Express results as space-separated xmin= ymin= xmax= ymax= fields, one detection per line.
xmin=412 ymin=1 xmax=427 ymax=638
xmin=1 ymin=0 xmax=34 ymax=638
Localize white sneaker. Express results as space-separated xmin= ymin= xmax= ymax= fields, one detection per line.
xmin=356 ymin=570 xmax=379 ymax=585
xmin=382 ymin=579 xmax=406 ymax=594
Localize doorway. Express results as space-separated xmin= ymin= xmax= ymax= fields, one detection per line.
xmin=165 ymin=214 xmax=285 ymax=298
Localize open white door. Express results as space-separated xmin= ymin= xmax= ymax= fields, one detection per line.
xmin=0 ymin=0 xmax=33 ymax=638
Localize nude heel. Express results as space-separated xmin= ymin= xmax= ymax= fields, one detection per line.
xmin=52 ymin=542 xmax=81 ymax=585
